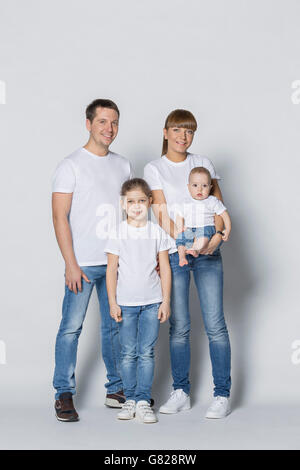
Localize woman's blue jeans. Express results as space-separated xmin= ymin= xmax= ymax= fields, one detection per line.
xmin=118 ymin=303 xmax=161 ymax=403
xmin=53 ymin=265 xmax=123 ymax=399
xmin=169 ymin=249 xmax=231 ymax=397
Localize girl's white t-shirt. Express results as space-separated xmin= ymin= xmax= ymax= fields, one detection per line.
xmin=143 ymin=153 xmax=221 ymax=253
xmin=52 ymin=147 xmax=132 ymax=266
xmin=105 ymin=220 xmax=172 ymax=306
xmin=177 ymin=195 xmax=226 ymax=228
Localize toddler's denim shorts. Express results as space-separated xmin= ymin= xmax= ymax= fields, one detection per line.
xmin=176 ymin=225 xmax=216 ymax=249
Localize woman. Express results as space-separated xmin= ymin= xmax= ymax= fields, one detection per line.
xmin=143 ymin=109 xmax=231 ymax=419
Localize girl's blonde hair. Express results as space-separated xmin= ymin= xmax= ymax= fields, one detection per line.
xmin=162 ymin=109 xmax=197 ymax=156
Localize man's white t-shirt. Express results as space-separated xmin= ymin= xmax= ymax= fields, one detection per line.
xmin=177 ymin=195 xmax=226 ymax=228
xmin=52 ymin=147 xmax=132 ymax=266
xmin=105 ymin=220 xmax=172 ymax=306
xmin=143 ymin=153 xmax=221 ymax=253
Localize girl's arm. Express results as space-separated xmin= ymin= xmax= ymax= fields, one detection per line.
xmin=175 ymin=214 xmax=185 ymax=234
xmin=157 ymin=250 xmax=171 ymax=323
xmin=106 ymin=253 xmax=122 ymax=322
xmin=220 ymin=210 xmax=232 ymax=241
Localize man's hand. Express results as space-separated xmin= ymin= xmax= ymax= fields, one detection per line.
xmin=158 ymin=301 xmax=170 ymax=323
xmin=199 ymin=233 xmax=222 ymax=255
xmin=110 ymin=304 xmax=122 ymax=323
xmin=65 ymin=263 xmax=91 ymax=294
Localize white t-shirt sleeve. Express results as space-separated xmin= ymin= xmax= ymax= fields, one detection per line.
xmin=104 ymin=232 xmax=120 ymax=256
xmin=203 ymin=157 xmax=221 ymax=180
xmin=52 ymin=159 xmax=76 ymax=193
xmin=210 ymin=196 xmax=227 ymax=215
xmin=129 ymin=161 xmax=134 ymax=179
xmin=143 ymin=163 xmax=163 ymax=190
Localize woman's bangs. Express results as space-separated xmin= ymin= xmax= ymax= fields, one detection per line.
xmin=166 ymin=110 xmax=197 ymax=132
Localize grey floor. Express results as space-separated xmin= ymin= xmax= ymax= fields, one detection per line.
xmin=1 ymin=402 xmax=299 ymax=450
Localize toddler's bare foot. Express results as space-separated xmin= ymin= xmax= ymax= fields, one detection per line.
xmin=179 ymin=256 xmax=188 ymax=266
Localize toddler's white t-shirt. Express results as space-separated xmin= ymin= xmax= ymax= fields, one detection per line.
xmin=52 ymin=147 xmax=132 ymax=266
xmin=177 ymin=195 xmax=226 ymax=228
xmin=105 ymin=220 xmax=172 ymax=306
xmin=144 ymin=153 xmax=220 ymax=253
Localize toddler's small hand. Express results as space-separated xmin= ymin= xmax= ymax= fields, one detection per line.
xmin=110 ymin=304 xmax=122 ymax=322
xmin=158 ymin=302 xmax=170 ymax=323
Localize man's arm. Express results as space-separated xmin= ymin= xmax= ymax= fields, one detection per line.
xmin=52 ymin=192 xmax=90 ymax=293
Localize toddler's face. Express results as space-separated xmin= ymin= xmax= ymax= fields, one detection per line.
xmin=188 ymin=173 xmax=212 ymax=200
xmin=122 ymin=189 xmax=150 ymax=221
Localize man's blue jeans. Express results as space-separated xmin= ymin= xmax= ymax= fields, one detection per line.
xmin=169 ymin=249 xmax=231 ymax=397
xmin=118 ymin=303 xmax=161 ymax=403
xmin=53 ymin=265 xmax=122 ymax=399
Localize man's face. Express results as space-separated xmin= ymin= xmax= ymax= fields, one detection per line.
xmin=86 ymin=107 xmax=119 ymax=149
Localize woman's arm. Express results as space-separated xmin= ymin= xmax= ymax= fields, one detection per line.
xmin=220 ymin=210 xmax=232 ymax=241
xmin=106 ymin=253 xmax=122 ymax=322
xmin=151 ymin=190 xmax=178 ymax=240
xmin=157 ymin=250 xmax=171 ymax=323
xmin=200 ymin=179 xmax=224 ymax=254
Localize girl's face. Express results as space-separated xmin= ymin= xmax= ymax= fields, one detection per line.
xmin=121 ymin=189 xmax=151 ymax=221
xmin=163 ymin=126 xmax=194 ymax=154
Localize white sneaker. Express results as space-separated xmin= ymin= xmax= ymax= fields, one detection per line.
xmin=136 ymin=400 xmax=158 ymax=423
xmin=159 ymin=389 xmax=191 ymax=414
xmin=117 ymin=400 xmax=136 ymax=420
xmin=205 ymin=396 xmax=231 ymax=419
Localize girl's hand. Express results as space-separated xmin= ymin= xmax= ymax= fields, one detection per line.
xmin=110 ymin=304 xmax=122 ymax=322
xmin=222 ymin=228 xmax=230 ymax=242
xmin=158 ymin=301 xmax=170 ymax=323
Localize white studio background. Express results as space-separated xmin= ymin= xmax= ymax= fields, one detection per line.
xmin=0 ymin=0 xmax=299 ymax=423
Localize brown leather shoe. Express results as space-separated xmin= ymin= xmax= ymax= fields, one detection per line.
xmin=105 ymin=390 xmax=154 ymax=408
xmin=55 ymin=392 xmax=79 ymax=422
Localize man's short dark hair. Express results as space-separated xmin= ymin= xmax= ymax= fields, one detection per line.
xmin=86 ymin=99 xmax=120 ymax=122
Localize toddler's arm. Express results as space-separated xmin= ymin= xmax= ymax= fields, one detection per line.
xmin=157 ymin=250 xmax=171 ymax=323
xmin=106 ymin=253 xmax=122 ymax=322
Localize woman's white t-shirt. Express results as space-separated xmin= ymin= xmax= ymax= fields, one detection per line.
xmin=177 ymin=195 xmax=226 ymax=228
xmin=143 ymin=153 xmax=221 ymax=253
xmin=52 ymin=147 xmax=132 ymax=266
xmin=105 ymin=220 xmax=172 ymax=306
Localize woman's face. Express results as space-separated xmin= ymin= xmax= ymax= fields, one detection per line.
xmin=163 ymin=126 xmax=194 ymax=154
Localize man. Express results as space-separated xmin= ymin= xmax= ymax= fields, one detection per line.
xmin=52 ymin=99 xmax=132 ymax=422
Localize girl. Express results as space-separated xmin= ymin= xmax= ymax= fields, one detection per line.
xmin=143 ymin=109 xmax=232 ymax=419
xmin=105 ymin=178 xmax=172 ymax=423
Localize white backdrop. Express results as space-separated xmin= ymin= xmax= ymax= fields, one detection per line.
xmin=1 ymin=0 xmax=300 ymax=429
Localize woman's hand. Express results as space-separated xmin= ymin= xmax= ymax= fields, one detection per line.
xmin=199 ymin=233 xmax=222 ymax=255
xmin=110 ymin=304 xmax=122 ymax=323
xmin=158 ymin=301 xmax=170 ymax=323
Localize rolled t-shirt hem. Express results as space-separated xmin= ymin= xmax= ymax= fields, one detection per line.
xmin=118 ymin=297 xmax=163 ymax=307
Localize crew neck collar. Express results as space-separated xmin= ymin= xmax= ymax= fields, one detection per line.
xmin=125 ymin=220 xmax=149 ymax=230
xmin=162 ymin=153 xmax=190 ymax=167
xmin=82 ymin=147 xmax=111 ymax=160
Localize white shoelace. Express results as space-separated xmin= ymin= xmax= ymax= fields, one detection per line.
xmin=211 ymin=397 xmax=227 ymax=408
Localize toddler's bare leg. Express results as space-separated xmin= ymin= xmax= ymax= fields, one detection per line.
xmin=178 ymin=245 xmax=189 ymax=266
xmin=192 ymin=236 xmax=210 ymax=251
